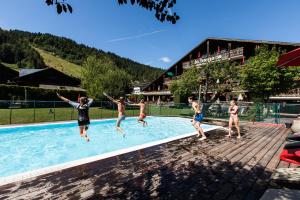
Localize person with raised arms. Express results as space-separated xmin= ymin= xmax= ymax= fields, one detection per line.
xmin=103 ymin=92 xmax=126 ymax=133
xmin=129 ymin=99 xmax=148 ymax=126
xmin=57 ymin=93 xmax=93 ymax=142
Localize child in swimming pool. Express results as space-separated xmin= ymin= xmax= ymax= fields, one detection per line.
xmin=226 ymin=100 xmax=241 ymax=139
xmin=103 ymin=93 xmax=126 ymax=133
xmin=128 ymin=99 xmax=147 ymax=126
xmin=57 ymin=93 xmax=93 ymax=142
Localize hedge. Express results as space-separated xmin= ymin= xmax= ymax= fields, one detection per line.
xmin=0 ymin=84 xmax=86 ymax=101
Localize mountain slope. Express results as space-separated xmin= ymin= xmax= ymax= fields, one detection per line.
xmin=0 ymin=28 xmax=163 ymax=82
xmin=34 ymin=47 xmax=82 ymax=78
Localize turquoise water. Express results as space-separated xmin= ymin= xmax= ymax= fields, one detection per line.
xmin=0 ymin=117 xmax=217 ymax=178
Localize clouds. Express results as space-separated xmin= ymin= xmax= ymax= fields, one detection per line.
xmin=159 ymin=56 xmax=171 ymax=63
xmin=106 ymin=30 xmax=165 ymax=43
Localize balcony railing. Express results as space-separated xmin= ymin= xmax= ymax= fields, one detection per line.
xmin=183 ymin=47 xmax=244 ymax=69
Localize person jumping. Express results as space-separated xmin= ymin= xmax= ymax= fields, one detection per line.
xmin=57 ymin=93 xmax=93 ymax=142
xmin=103 ymin=92 xmax=126 ymax=133
xmin=129 ymin=99 xmax=147 ymax=126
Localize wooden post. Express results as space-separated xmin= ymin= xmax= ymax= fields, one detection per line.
xmin=207 ymin=40 xmax=210 ymax=56
xmin=228 ymin=43 xmax=232 ymax=59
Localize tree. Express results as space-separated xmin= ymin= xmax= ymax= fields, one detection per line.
xmin=241 ymin=45 xmax=300 ymax=101
xmin=169 ymin=66 xmax=200 ymax=100
xmin=81 ymin=55 xmax=132 ymax=99
xmin=45 ymin=0 xmax=180 ymax=24
xmin=170 ymin=61 xmax=241 ymax=102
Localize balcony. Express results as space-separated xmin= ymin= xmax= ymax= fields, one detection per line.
xmin=183 ymin=47 xmax=244 ymax=69
xmin=140 ymin=90 xmax=172 ymax=96
xmin=269 ymin=88 xmax=300 ymax=100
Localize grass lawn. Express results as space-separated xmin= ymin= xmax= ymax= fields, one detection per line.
xmin=0 ymin=104 xmax=255 ymax=125
xmin=0 ymin=107 xmax=141 ymax=125
xmin=0 ymin=105 xmax=193 ymax=125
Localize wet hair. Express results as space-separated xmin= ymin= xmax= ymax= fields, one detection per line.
xmin=80 ymin=97 xmax=88 ymax=105
xmin=231 ymin=100 xmax=237 ymax=105
xmin=119 ymin=97 xmax=125 ymax=103
xmin=140 ymin=99 xmax=145 ymax=103
xmin=188 ymin=96 xmax=195 ymax=100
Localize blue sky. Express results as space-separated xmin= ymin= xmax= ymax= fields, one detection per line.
xmin=1 ymin=0 xmax=300 ymax=69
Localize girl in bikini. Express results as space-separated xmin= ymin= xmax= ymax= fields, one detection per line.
xmin=226 ymin=100 xmax=241 ymax=139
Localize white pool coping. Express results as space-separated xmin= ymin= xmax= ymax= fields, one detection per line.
xmin=0 ymin=117 xmax=221 ymax=186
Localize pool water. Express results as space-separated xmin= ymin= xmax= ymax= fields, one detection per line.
xmin=0 ymin=117 xmax=218 ymax=178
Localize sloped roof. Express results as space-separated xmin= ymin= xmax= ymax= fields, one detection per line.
xmin=19 ymin=68 xmax=46 ymax=77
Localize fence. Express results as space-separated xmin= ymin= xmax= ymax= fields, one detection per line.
xmin=0 ymin=100 xmax=299 ymax=125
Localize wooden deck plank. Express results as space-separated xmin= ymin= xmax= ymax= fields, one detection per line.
xmin=228 ymin=127 xmax=281 ymax=162
xmin=226 ymin=128 xmax=289 ymax=200
xmin=244 ymin=129 xmax=290 ymax=200
xmin=215 ymin=126 xmax=273 ymax=158
xmin=211 ymin=127 xmax=286 ymax=200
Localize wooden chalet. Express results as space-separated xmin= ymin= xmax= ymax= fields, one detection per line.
xmin=0 ymin=63 xmax=18 ymax=84
xmin=142 ymin=37 xmax=300 ymax=102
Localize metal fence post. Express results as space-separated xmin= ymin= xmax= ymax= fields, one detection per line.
xmin=71 ymin=107 xmax=74 ymax=120
xmin=9 ymin=106 xmax=12 ymax=125
xmin=112 ymin=103 xmax=114 ymax=118
xmin=159 ymin=104 xmax=162 ymax=116
xmin=53 ymin=100 xmax=56 ymax=121
xmin=100 ymin=101 xmax=103 ymax=119
xmin=33 ymin=100 xmax=36 ymax=122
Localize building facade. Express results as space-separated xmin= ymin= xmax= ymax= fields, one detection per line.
xmin=141 ymin=38 xmax=300 ymax=102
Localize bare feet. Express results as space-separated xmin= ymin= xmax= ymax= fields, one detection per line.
xmin=116 ymin=127 xmax=123 ymax=133
xmin=199 ymin=136 xmax=207 ymax=141
xmin=237 ymin=135 xmax=241 ymax=139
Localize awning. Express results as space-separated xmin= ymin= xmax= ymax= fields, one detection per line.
xmin=277 ymin=48 xmax=300 ymax=67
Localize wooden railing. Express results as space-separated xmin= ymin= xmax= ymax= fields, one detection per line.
xmin=183 ymin=47 xmax=244 ymax=69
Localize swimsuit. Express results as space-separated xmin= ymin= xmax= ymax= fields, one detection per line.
xmin=139 ymin=113 xmax=146 ymax=119
xmin=118 ymin=115 xmax=126 ymax=121
xmin=69 ymin=99 xmax=93 ymax=127
xmin=194 ymin=113 xmax=203 ymax=122
xmin=229 ymin=106 xmax=239 ymax=120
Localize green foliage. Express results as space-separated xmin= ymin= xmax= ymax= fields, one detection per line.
xmin=170 ymin=61 xmax=241 ymax=102
xmin=81 ymin=56 xmax=132 ymax=99
xmin=170 ymin=66 xmax=200 ymax=98
xmin=241 ymin=45 xmax=299 ymax=100
xmin=0 ymin=41 xmax=45 ymax=68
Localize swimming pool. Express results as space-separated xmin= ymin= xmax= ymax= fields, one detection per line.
xmin=0 ymin=117 xmax=219 ymax=179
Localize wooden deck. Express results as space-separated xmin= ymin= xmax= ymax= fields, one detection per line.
xmin=0 ymin=123 xmax=297 ymax=200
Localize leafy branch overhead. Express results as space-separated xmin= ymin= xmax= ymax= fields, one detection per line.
xmin=45 ymin=0 xmax=72 ymax=14
xmin=45 ymin=0 xmax=180 ymax=24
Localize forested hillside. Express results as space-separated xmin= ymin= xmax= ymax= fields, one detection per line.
xmin=0 ymin=28 xmax=163 ymax=82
